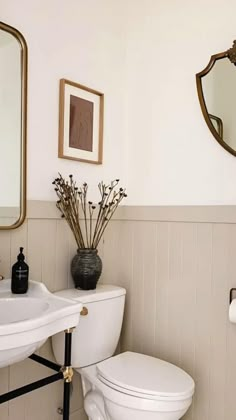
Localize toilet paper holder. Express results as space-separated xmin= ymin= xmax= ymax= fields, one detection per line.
xmin=230 ymin=288 xmax=236 ymax=304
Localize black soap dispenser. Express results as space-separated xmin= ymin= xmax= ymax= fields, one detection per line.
xmin=11 ymin=247 xmax=29 ymax=294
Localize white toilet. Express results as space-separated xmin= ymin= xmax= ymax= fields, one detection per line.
xmin=52 ymin=285 xmax=194 ymax=420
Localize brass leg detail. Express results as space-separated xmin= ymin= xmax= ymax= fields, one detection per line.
xmin=60 ymin=366 xmax=74 ymax=383
xmin=64 ymin=327 xmax=75 ymax=334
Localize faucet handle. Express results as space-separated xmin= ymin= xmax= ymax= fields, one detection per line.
xmin=0 ymin=275 xmax=4 ymax=280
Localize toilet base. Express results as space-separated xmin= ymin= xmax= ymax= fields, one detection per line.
xmin=84 ymin=390 xmax=189 ymax=420
xmin=104 ymin=398 xmax=188 ymax=420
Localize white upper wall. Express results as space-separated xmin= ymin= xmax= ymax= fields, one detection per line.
xmin=1 ymin=0 xmax=127 ymax=203
xmin=125 ymin=0 xmax=236 ymax=204
xmin=2 ymin=0 xmax=236 ymax=205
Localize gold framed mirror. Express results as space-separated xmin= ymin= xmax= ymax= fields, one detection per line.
xmin=196 ymin=41 xmax=236 ymax=156
xmin=0 ymin=22 xmax=27 ymax=229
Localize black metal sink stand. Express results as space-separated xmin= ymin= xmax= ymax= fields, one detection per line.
xmin=0 ymin=328 xmax=74 ymax=420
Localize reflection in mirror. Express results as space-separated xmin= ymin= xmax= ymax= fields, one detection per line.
xmin=209 ymin=114 xmax=223 ymax=138
xmin=196 ymin=41 xmax=236 ymax=156
xmin=0 ymin=22 xmax=27 ymax=228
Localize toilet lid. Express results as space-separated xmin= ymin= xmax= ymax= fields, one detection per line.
xmin=97 ymin=352 xmax=194 ymax=399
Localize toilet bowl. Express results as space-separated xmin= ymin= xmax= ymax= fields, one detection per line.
xmin=80 ymin=352 xmax=194 ymax=420
xmin=52 ymin=285 xmax=195 ymax=420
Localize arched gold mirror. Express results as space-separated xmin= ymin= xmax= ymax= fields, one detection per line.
xmin=196 ymin=41 xmax=236 ymax=156
xmin=0 ymin=22 xmax=27 ymax=229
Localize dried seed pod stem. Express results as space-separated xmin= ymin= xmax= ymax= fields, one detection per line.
xmin=53 ymin=174 xmax=127 ymax=249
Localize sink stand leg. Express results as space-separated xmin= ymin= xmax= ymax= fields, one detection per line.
xmin=62 ymin=328 xmax=74 ymax=420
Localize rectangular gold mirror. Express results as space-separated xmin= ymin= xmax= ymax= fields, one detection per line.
xmin=0 ymin=22 xmax=27 ymax=229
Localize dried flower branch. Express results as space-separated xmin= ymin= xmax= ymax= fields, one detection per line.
xmin=53 ymin=174 xmax=127 ymax=249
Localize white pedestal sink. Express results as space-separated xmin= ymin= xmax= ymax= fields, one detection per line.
xmin=0 ymin=280 xmax=82 ymax=367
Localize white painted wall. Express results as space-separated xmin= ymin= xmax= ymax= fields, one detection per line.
xmin=2 ymin=0 xmax=236 ymax=206
xmin=124 ymin=0 xmax=236 ymax=204
xmin=1 ymin=0 xmax=127 ymax=203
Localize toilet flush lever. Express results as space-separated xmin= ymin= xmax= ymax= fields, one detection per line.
xmin=80 ymin=307 xmax=88 ymax=316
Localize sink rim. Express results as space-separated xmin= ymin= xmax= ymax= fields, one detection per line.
xmin=0 ymin=279 xmax=82 ymax=336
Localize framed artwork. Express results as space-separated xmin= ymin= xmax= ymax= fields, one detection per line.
xmin=58 ymin=79 xmax=104 ymax=164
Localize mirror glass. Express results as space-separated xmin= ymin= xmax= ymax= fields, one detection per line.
xmin=0 ymin=22 xmax=27 ymax=228
xmin=196 ymin=42 xmax=236 ymax=156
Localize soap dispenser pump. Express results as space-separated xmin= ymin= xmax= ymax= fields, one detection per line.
xmin=11 ymin=247 xmax=29 ymax=294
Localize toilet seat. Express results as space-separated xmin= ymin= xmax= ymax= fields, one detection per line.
xmin=97 ymin=352 xmax=194 ymax=402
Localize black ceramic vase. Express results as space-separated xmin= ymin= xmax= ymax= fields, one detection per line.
xmin=71 ymin=248 xmax=102 ymax=290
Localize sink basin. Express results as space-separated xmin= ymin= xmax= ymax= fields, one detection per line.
xmin=0 ymin=280 xmax=82 ymax=367
xmin=0 ymin=298 xmax=49 ymax=324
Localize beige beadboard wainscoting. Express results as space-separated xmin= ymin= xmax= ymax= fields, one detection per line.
xmin=102 ymin=206 xmax=236 ymax=420
xmin=0 ymin=202 xmax=236 ymax=419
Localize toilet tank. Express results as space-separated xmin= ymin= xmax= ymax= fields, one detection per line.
xmin=52 ymin=284 xmax=126 ymax=368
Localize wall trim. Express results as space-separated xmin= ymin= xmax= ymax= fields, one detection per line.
xmin=120 ymin=206 xmax=236 ymax=224
xmin=27 ymin=201 xmax=236 ymax=224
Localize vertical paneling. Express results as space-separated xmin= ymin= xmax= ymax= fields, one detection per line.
xmin=154 ymin=222 xmax=169 ymax=360
xmin=103 ymin=220 xmax=134 ymax=350
xmin=9 ymin=360 xmax=27 ymax=420
xmin=178 ymin=223 xmax=197 ymax=420
xmin=193 ymin=223 xmax=212 ymax=420
xmin=179 ymin=223 xmax=197 ymax=377
xmin=0 ymin=367 xmax=9 ymax=419
xmin=0 ymin=230 xmax=11 ymax=278
xmin=208 ymin=224 xmax=229 ymax=420
xmin=130 ymin=221 xmax=145 ymax=353
xmin=225 ymin=224 xmax=236 ymax=420
xmin=70 ymin=372 xmax=85 ymax=415
xmin=112 ymin=217 xmax=236 ymax=420
xmin=27 ymin=219 xmax=44 ymax=282
xmin=139 ymin=222 xmax=158 ymax=356
xmin=10 ymin=222 xmax=28 ymax=267
xmin=101 ymin=221 xmax=123 ymax=287
xmin=28 ymin=219 xmax=58 ymax=290
xmin=118 ymin=221 xmax=134 ymax=350
xmin=54 ymin=220 xmax=71 ymax=292
xmin=166 ymin=223 xmax=182 ymax=366
xmin=2 ymin=205 xmax=236 ymax=420
xmin=40 ymin=220 xmax=57 ymax=291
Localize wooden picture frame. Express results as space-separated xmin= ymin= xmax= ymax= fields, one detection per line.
xmin=58 ymin=79 xmax=104 ymax=164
